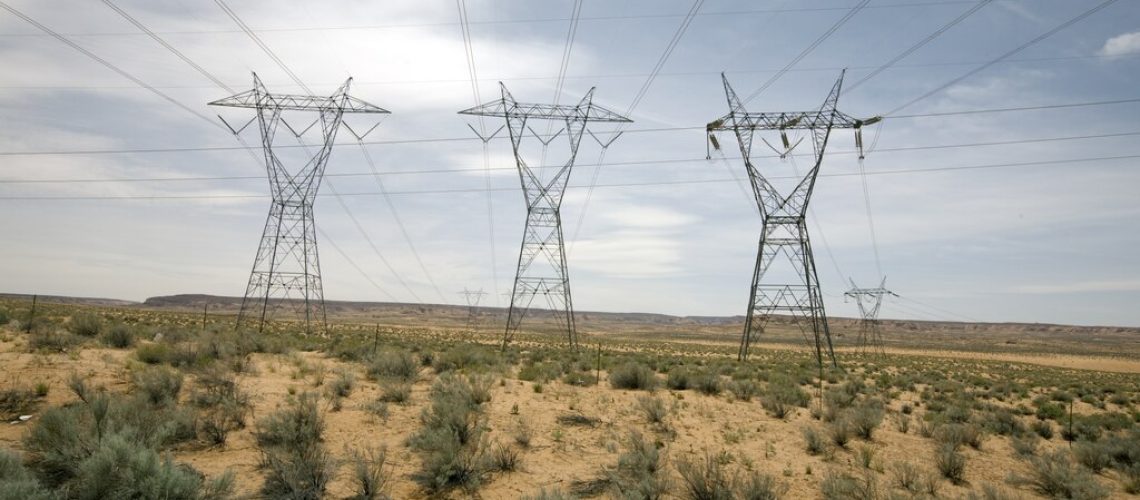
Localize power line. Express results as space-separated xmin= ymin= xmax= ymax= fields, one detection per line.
xmin=844 ymin=0 xmax=992 ymax=94
xmin=885 ymin=0 xmax=1121 ymax=116
xmin=742 ymin=0 xmax=870 ymax=104
xmin=5 ymin=153 xmax=1137 ymax=201
xmin=4 ymin=98 xmax=1137 ymax=158
xmin=0 ymin=2 xmax=976 ymax=38
xmin=215 ymin=0 xmax=312 ymax=94
xmin=0 ymin=1 xmax=218 ymax=127
xmin=5 ymin=130 xmax=1138 ymax=184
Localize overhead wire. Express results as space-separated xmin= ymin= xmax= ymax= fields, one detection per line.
xmin=843 ymin=0 xmax=992 ymax=94
xmin=213 ymin=0 xmax=432 ymax=304
xmin=6 ymin=153 xmax=1138 ymax=201
xmin=742 ymin=0 xmax=870 ymax=104
xmin=885 ymin=0 xmax=1121 ymax=116
xmin=568 ymin=0 xmax=705 ymax=251
xmin=456 ymin=0 xmax=501 ymax=305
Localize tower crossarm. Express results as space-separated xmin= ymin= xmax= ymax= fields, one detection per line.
xmin=707 ymin=110 xmax=867 ymax=132
xmin=459 ymin=84 xmax=631 ymax=123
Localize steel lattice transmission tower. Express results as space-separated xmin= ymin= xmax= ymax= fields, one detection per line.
xmin=707 ymin=71 xmax=879 ymax=365
xmin=209 ymin=74 xmax=389 ymax=334
xmin=844 ymin=278 xmax=897 ymax=355
xmin=458 ymin=288 xmax=487 ymax=333
xmin=460 ymin=83 xmax=631 ymax=350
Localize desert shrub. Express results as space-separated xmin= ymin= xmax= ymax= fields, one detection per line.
xmin=638 ymin=395 xmax=668 ymax=425
xmin=562 ymin=371 xmax=596 ymax=386
xmin=609 ymin=362 xmax=657 ymax=391
xmin=0 ymin=387 xmax=45 ymax=420
xmin=347 ymin=446 xmax=390 ymax=500
xmin=1074 ymin=440 xmax=1113 ymax=473
xmin=666 ymin=369 xmax=692 ymax=390
xmin=849 ymin=401 xmax=885 ymax=440
xmin=803 ymin=426 xmax=828 ymax=456
xmin=1035 ymin=401 xmax=1065 ymax=421
xmin=0 ymin=308 xmax=9 ymax=326
xmin=377 ymin=380 xmax=411 ymax=404
xmin=328 ymin=368 xmax=355 ymax=398
xmin=132 ymin=366 xmax=184 ymax=408
xmin=761 ymin=376 xmax=810 ymax=420
xmin=71 ymin=432 xmax=233 ymax=500
xmin=735 ymin=470 xmax=785 ymax=500
xmin=1011 ymin=435 xmax=1039 ymax=457
xmin=1032 ymin=420 xmax=1054 ymax=439
xmin=609 ymin=431 xmax=670 ymax=499
xmin=192 ymin=369 xmax=250 ymax=445
xmin=1010 ymin=450 xmax=1108 ymax=499
xmin=820 ymin=470 xmax=877 ymax=500
xmin=410 ymin=373 xmax=488 ymax=493
xmin=68 ymin=313 xmax=102 ymax=337
xmin=856 ymin=444 xmax=879 ymax=470
xmin=935 ymin=423 xmax=984 ymax=450
xmin=135 ymin=343 xmax=171 ymax=365
xmin=728 ymin=379 xmax=759 ymax=401
xmin=489 ymin=443 xmax=521 ymax=472
xmin=432 ymin=345 xmax=498 ymax=373
xmin=823 ymin=387 xmax=856 ymax=422
xmin=691 ymin=371 xmax=722 ymax=396
xmin=100 ymin=324 xmax=135 ymax=348
xmin=935 ymin=444 xmax=966 ymax=484
xmin=28 ymin=330 xmax=82 ymax=352
xmin=0 ymin=449 xmax=54 ymax=500
xmin=890 ymin=461 xmax=922 ymax=493
xmin=983 ymin=409 xmax=1025 ymax=436
xmin=367 ymin=350 xmax=417 ymax=382
xmin=676 ymin=453 xmax=732 ymax=500
xmin=829 ymin=418 xmax=852 ymax=449
xmin=513 ymin=419 xmax=534 ymax=448
xmin=255 ymin=392 xmax=334 ymax=499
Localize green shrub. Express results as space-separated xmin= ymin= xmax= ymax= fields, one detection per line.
xmin=328 ymin=368 xmax=355 ymax=398
xmin=28 ymin=330 xmax=82 ymax=352
xmin=1074 ymin=441 xmax=1113 ymax=473
xmin=1011 ymin=435 xmax=1039 ymax=457
xmin=0 ymin=449 xmax=54 ymax=500
xmin=820 ymin=470 xmax=877 ymax=500
xmin=935 ymin=444 xmax=966 ymax=484
xmin=692 ymin=372 xmax=722 ymax=396
xmin=676 ymin=453 xmax=732 ymax=500
xmin=347 ymin=446 xmax=390 ymax=500
xmin=609 ymin=431 xmax=670 ymax=499
xmin=68 ymin=313 xmax=102 ymax=337
xmin=637 ymin=395 xmax=668 ymax=425
xmin=1036 ymin=401 xmax=1065 ymax=421
xmin=735 ymin=470 xmax=786 ymax=500
xmin=378 ymin=380 xmax=411 ymax=404
xmin=135 ymin=343 xmax=171 ymax=365
xmin=1032 ymin=420 xmax=1054 ymax=439
xmin=132 ymin=366 xmax=183 ymax=408
xmin=890 ymin=461 xmax=922 ymax=493
xmin=849 ymin=401 xmax=885 ymax=440
xmin=192 ymin=369 xmax=250 ymax=446
xmin=101 ymin=324 xmax=135 ymax=349
xmin=0 ymin=387 xmax=45 ymax=420
xmin=367 ymin=350 xmax=417 ymax=382
xmin=828 ymin=418 xmax=852 ymax=449
xmin=1011 ymin=450 xmax=1108 ymax=499
xmin=728 ymin=379 xmax=760 ymax=401
xmin=803 ymin=426 xmax=828 ymax=456
xmin=410 ymin=373 xmax=488 ymax=493
xmin=666 ymin=369 xmax=692 ymax=390
xmin=935 ymin=423 xmax=983 ymax=450
xmin=609 ymin=362 xmax=657 ymax=391
xmin=71 ymin=433 xmax=233 ymax=500
xmin=255 ymin=393 xmax=334 ymax=499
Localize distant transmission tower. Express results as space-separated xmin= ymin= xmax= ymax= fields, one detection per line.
xmin=458 ymin=288 xmax=487 ymax=333
xmin=844 ymin=278 xmax=897 ymax=355
xmin=460 ymin=83 xmax=631 ymax=350
xmin=707 ymin=71 xmax=880 ymax=365
xmin=209 ymin=74 xmax=389 ymax=334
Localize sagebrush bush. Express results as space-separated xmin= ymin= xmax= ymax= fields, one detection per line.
xmin=71 ymin=432 xmax=233 ymax=500
xmin=1011 ymin=450 xmax=1108 ymax=499
xmin=609 ymin=431 xmax=670 ymax=499
xmin=378 ymin=380 xmax=411 ymax=404
xmin=1073 ymin=440 xmax=1113 ymax=473
xmin=890 ymin=461 xmax=922 ymax=493
xmin=68 ymin=313 xmax=102 ymax=337
xmin=675 ymin=453 xmax=732 ymax=500
xmin=367 ymin=350 xmax=417 ymax=382
xmin=803 ymin=426 xmax=828 ymax=456
xmin=849 ymin=401 xmax=885 ymax=440
xmin=101 ymin=323 xmax=135 ymax=348
xmin=0 ymin=449 xmax=54 ymax=500
xmin=761 ymin=377 xmax=809 ymax=420
xmin=0 ymin=387 xmax=44 ymax=420
xmin=411 ymin=373 xmax=489 ymax=493
xmin=828 ymin=418 xmax=852 ymax=449
xmin=692 ymin=371 xmax=722 ymax=396
xmin=820 ymin=470 xmax=877 ymax=500
xmin=133 ymin=366 xmax=183 ymax=407
xmin=935 ymin=444 xmax=966 ymax=484
xmin=666 ymin=369 xmax=692 ymax=390
xmin=728 ymin=379 xmax=759 ymax=401
xmin=609 ymin=362 xmax=657 ymax=391
xmin=28 ymin=330 xmax=82 ymax=352
xmin=347 ymin=446 xmax=390 ymax=500
xmin=135 ymin=343 xmax=171 ymax=365
xmin=489 ymin=443 xmax=521 ymax=472
xmin=255 ymin=393 xmax=334 ymax=499
xmin=637 ymin=395 xmax=668 ymax=425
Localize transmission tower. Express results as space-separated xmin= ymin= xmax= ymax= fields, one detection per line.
xmin=458 ymin=288 xmax=487 ymax=333
xmin=460 ymin=83 xmax=631 ymax=350
xmin=844 ymin=278 xmax=898 ymax=355
xmin=707 ymin=71 xmax=880 ymax=365
xmin=209 ymin=74 xmax=389 ymax=335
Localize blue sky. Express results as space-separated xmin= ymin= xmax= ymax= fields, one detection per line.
xmin=1 ymin=0 xmax=1138 ymax=327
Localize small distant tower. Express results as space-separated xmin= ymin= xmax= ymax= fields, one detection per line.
xmin=707 ymin=71 xmax=880 ymax=366
xmin=460 ymin=83 xmax=631 ymax=350
xmin=458 ymin=288 xmax=487 ymax=333
xmin=209 ymin=74 xmax=389 ymax=334
xmin=844 ymin=278 xmax=897 ymax=355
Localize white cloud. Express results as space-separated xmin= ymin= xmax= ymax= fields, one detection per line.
xmin=1100 ymin=31 xmax=1140 ymax=57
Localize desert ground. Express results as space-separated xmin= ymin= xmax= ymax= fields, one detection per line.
xmin=0 ymin=295 xmax=1137 ymax=499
